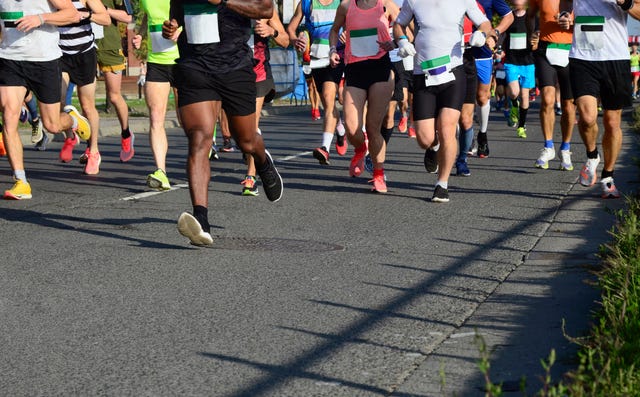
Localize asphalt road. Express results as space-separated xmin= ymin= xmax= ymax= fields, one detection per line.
xmin=0 ymin=104 xmax=637 ymax=396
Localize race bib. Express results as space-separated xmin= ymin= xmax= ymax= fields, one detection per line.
xmin=422 ymin=55 xmax=455 ymax=87
xmin=183 ymin=3 xmax=220 ymax=45
xmin=546 ymin=43 xmax=571 ymax=67
xmin=91 ymin=22 xmax=104 ymax=39
xmin=349 ymin=28 xmax=379 ymax=58
xmin=632 ymin=66 xmax=640 ymax=73
xmin=509 ymin=32 xmax=527 ymax=50
xmin=1 ymin=11 xmax=30 ymax=47
xmin=574 ymin=16 xmax=604 ymax=51
xmin=309 ymin=57 xmax=330 ymax=69
xmin=310 ymin=38 xmax=330 ymax=59
xmin=495 ymin=69 xmax=506 ymax=80
xmin=149 ymin=24 xmax=175 ymax=53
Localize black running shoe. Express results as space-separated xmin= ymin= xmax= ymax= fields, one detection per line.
xmin=431 ymin=185 xmax=450 ymax=203
xmin=424 ymin=148 xmax=439 ymax=173
xmin=257 ymin=150 xmax=283 ymax=202
xmin=477 ymin=141 xmax=490 ymax=158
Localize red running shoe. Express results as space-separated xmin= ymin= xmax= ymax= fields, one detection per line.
xmin=398 ymin=116 xmax=408 ymax=133
xmin=59 ymin=133 xmax=79 ymax=163
xmin=313 ymin=146 xmax=330 ymax=165
xmin=349 ymin=144 xmax=367 ymax=177
xmin=408 ymin=126 xmax=416 ymax=138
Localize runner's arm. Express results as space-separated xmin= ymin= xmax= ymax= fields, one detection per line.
xmin=623 ymin=0 xmax=640 ymax=20
xmin=36 ymin=0 xmax=80 ymax=26
xmin=392 ymin=0 xmax=413 ymax=38
xmin=84 ymin=0 xmax=111 ymax=26
xmin=328 ymin=0 xmax=347 ymax=66
xmin=106 ymin=7 xmax=133 ymax=24
xmin=211 ymin=0 xmax=273 ymax=20
xmin=266 ymin=3 xmax=290 ymax=48
xmin=491 ymin=0 xmax=514 ymax=36
xmin=286 ymin=2 xmax=304 ymax=44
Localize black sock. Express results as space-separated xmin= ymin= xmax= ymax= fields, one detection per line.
xmin=193 ymin=205 xmax=210 ymax=233
xmin=256 ymin=154 xmax=272 ymax=174
xmin=518 ymin=107 xmax=528 ymax=128
xmin=477 ymin=131 xmax=488 ymax=144
xmin=587 ymin=149 xmax=599 ymax=159
xmin=601 ymin=169 xmax=614 ymax=180
xmin=121 ymin=127 xmax=131 ymax=139
xmin=512 ymin=98 xmax=520 ymax=109
xmin=381 ymin=127 xmax=393 ymax=144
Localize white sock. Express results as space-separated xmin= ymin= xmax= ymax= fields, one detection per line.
xmin=14 ymin=170 xmax=27 ymax=183
xmin=479 ymin=102 xmax=490 ymax=133
xmin=436 ymin=180 xmax=448 ymax=189
xmin=322 ymin=132 xmax=333 ymax=152
xmin=431 ymin=142 xmax=441 ymax=152
xmin=336 ymin=119 xmax=345 ymax=136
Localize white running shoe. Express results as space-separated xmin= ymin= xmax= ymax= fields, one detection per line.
xmin=580 ymin=156 xmax=600 ymax=186
xmin=600 ymin=177 xmax=620 ymax=199
xmin=559 ymin=150 xmax=574 ymax=171
xmin=535 ymin=147 xmax=556 ymax=169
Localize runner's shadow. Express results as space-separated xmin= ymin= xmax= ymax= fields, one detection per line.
xmin=0 ymin=209 xmax=188 ymax=250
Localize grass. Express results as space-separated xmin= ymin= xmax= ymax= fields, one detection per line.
xmin=69 ymin=96 xmax=176 ymax=118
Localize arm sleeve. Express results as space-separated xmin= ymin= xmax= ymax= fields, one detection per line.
xmin=492 ymin=0 xmax=513 ymax=18
xmin=395 ymin=0 xmax=414 ymax=27
xmin=466 ymin=0 xmax=489 ymax=27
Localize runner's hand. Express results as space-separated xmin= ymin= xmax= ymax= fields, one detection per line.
xmin=530 ymin=31 xmax=540 ymax=50
xmin=294 ymin=33 xmax=307 ymax=53
xmin=378 ymin=40 xmax=395 ymax=52
xmin=397 ymin=38 xmax=416 ymax=58
xmin=16 ymin=14 xmax=54 ymax=33
xmin=255 ymin=20 xmax=274 ymax=39
xmin=162 ymin=19 xmax=179 ymax=40
xmin=330 ymin=50 xmax=341 ymax=68
xmin=339 ymin=31 xmax=347 ymax=45
xmin=469 ymin=30 xmax=486 ymax=47
xmin=132 ymin=34 xmax=142 ymax=49
xmin=557 ymin=12 xmax=572 ymax=30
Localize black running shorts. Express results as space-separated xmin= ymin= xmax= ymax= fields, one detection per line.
xmin=391 ymin=60 xmax=407 ymax=102
xmin=463 ymin=49 xmax=477 ymax=104
xmin=61 ymin=48 xmax=98 ymax=87
xmin=534 ymin=41 xmax=573 ymax=101
xmin=0 ymin=58 xmax=61 ymax=104
xmin=570 ymin=58 xmax=632 ymax=110
xmin=413 ymin=66 xmax=466 ymax=121
xmin=311 ymin=62 xmax=345 ymax=94
xmin=175 ymin=64 xmax=256 ymax=116
xmin=256 ymin=78 xmax=276 ymax=103
xmin=146 ymin=62 xmax=176 ymax=86
xmin=344 ymin=55 xmax=392 ymax=91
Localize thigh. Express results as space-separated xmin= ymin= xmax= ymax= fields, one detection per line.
xmin=145 ymin=81 xmax=171 ymax=112
xmin=412 ymin=75 xmax=438 ymax=121
xmin=437 ymin=68 xmax=466 ymax=113
xmin=180 ymin=101 xmax=218 ymax=139
xmin=103 ymin=70 xmax=123 ymax=93
xmin=570 ymin=59 xmax=600 ymax=104
xmin=344 ymin=86 xmax=368 ymax=123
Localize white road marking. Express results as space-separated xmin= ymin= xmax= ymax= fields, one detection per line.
xmin=279 ymin=151 xmax=313 ymax=162
xmin=121 ymin=184 xmax=189 ymax=201
xmin=450 ymin=332 xmax=476 ymax=339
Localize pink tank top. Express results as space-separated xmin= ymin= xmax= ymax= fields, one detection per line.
xmin=344 ymin=0 xmax=392 ymax=65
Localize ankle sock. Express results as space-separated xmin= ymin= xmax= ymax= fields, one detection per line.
xmin=436 ymin=180 xmax=448 ymax=189
xmin=518 ymin=107 xmax=528 ymax=128
xmin=560 ymin=142 xmax=571 ymax=151
xmin=121 ymin=127 xmax=131 ymax=139
xmin=14 ymin=170 xmax=27 ymax=183
xmin=601 ymin=169 xmax=614 ymax=180
xmin=587 ymin=149 xmax=599 ymax=159
xmin=544 ymin=140 xmax=554 ymax=149
xmin=193 ymin=205 xmax=210 ymax=233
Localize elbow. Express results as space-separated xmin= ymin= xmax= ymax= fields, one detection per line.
xmin=258 ymin=0 xmax=274 ymax=19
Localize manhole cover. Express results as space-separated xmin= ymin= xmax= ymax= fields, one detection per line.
xmin=209 ymin=237 xmax=344 ymax=252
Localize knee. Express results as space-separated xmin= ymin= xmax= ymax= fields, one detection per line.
xmin=579 ymin=113 xmax=597 ymax=129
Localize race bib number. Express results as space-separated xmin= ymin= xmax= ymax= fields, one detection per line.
xmin=310 ymin=38 xmax=330 ymax=59
xmin=1 ymin=11 xmax=30 ymax=47
xmin=149 ymin=24 xmax=175 ymax=53
xmin=495 ymin=69 xmax=506 ymax=80
xmin=509 ymin=32 xmax=527 ymax=50
xmin=183 ymin=3 xmax=220 ymax=45
xmin=546 ymin=43 xmax=571 ymax=67
xmin=574 ymin=16 xmax=604 ymax=51
xmin=421 ymin=55 xmax=455 ymax=87
xmin=349 ymin=28 xmax=379 ymax=58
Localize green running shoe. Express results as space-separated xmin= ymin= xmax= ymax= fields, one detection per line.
xmin=508 ymin=105 xmax=519 ymax=128
xmin=147 ymin=168 xmax=171 ymax=190
xmin=516 ymin=127 xmax=527 ymax=139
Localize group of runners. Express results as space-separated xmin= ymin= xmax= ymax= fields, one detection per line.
xmin=0 ymin=0 xmax=637 ymax=246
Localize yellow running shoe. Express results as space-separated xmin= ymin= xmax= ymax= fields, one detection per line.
xmin=147 ymin=168 xmax=171 ymax=190
xmin=64 ymin=105 xmax=91 ymax=141
xmin=3 ymin=179 xmax=32 ymax=200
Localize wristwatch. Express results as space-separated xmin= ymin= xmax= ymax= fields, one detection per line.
xmin=272 ymin=29 xmax=279 ymax=38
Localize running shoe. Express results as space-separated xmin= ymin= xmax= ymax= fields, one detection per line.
xmin=83 ymin=151 xmax=101 ymax=175
xmin=221 ymin=138 xmax=236 ymax=152
xmin=408 ymin=126 xmax=416 ymax=138
xmin=19 ymin=106 xmax=29 ymax=123
xmin=516 ymin=127 xmax=527 ymax=139
xmin=424 ymin=148 xmax=438 ymax=174
xmin=147 ymin=168 xmax=171 ymax=190
xmin=600 ymin=177 xmax=620 ymax=199
xmin=257 ymin=150 xmax=283 ymax=202
xmin=30 ymin=119 xmax=43 ymax=144
xmin=364 ymin=153 xmax=373 ymax=175
xmin=177 ymin=212 xmax=213 ymax=246
xmin=3 ymin=179 xmax=32 ymax=200
xmin=398 ymin=116 xmax=408 ymax=133
xmin=313 ymin=146 xmax=330 ymax=165
xmin=336 ymin=118 xmax=345 ymax=136
xmin=508 ymin=105 xmax=519 ymax=128
xmin=456 ymin=161 xmax=471 ymax=177
xmin=477 ymin=140 xmax=490 ymax=158
xmin=120 ymin=131 xmax=135 ymax=162
xmin=554 ymin=105 xmax=562 ymax=116
xmin=79 ymin=147 xmax=90 ymax=164
xmin=0 ymin=133 xmax=5 ymax=157
xmin=369 ymin=173 xmax=388 ymax=193
xmin=59 ymin=133 xmax=79 ymax=163
xmin=64 ymin=105 xmax=91 ymax=141
xmin=468 ymin=139 xmax=477 ymax=156
xmin=34 ymin=133 xmax=49 ymax=151
xmin=559 ymin=150 xmax=574 ymax=171
xmin=312 ymin=108 xmax=321 ymax=121
xmin=431 ymin=185 xmax=450 ymax=203
xmin=209 ymin=144 xmax=219 ymax=161
xmin=349 ymin=146 xmax=367 ymax=177
xmin=579 ymin=156 xmax=600 ymax=186
xmin=335 ymin=134 xmax=347 ymax=156
xmin=241 ymin=175 xmax=259 ymax=196
xmin=535 ymin=147 xmax=556 ymax=169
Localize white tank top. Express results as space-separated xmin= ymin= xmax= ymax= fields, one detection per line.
xmin=0 ymin=0 xmax=63 ymax=61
